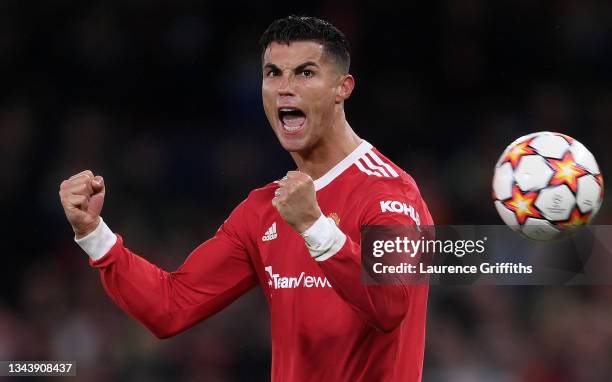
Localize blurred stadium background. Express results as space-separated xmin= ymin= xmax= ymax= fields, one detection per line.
xmin=1 ymin=0 xmax=611 ymax=381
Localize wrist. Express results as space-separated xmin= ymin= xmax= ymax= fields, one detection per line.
xmin=73 ymin=217 xmax=101 ymax=240
xmin=297 ymin=210 xmax=323 ymax=233
xmin=300 ymin=214 xmax=346 ymax=261
xmin=74 ymin=217 xmax=117 ymax=261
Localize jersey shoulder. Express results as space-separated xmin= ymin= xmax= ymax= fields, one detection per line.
xmin=346 ymin=146 xmax=434 ymax=226
xmin=349 ymin=147 xmax=421 ymax=199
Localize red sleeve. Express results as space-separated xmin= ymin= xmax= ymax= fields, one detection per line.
xmin=90 ymin=200 xmax=258 ymax=338
xmin=316 ymin=182 xmax=432 ymax=333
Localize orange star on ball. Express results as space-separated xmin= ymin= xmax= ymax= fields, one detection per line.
xmin=503 ymin=186 xmax=543 ymax=225
xmin=548 ymin=152 xmax=587 ymax=193
xmin=596 ymin=174 xmax=604 ymax=199
xmin=558 ymin=208 xmax=590 ymax=229
xmin=502 ymin=140 xmax=536 ymax=169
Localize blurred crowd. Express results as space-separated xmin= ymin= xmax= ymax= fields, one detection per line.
xmin=1 ymin=0 xmax=611 ymax=381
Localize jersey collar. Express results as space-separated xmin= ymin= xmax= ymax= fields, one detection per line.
xmin=313 ymin=140 xmax=373 ymax=191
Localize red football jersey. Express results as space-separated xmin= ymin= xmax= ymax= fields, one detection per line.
xmin=89 ymin=140 xmax=434 ymax=381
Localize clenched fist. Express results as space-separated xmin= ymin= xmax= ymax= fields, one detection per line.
xmin=59 ymin=170 xmax=106 ymax=239
xmin=272 ymin=171 xmax=322 ymax=233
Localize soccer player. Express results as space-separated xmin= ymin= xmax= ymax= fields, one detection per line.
xmin=59 ymin=16 xmax=434 ymax=381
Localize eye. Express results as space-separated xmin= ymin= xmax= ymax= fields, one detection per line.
xmin=302 ymin=69 xmax=314 ymax=78
xmin=265 ymin=69 xmax=279 ymax=78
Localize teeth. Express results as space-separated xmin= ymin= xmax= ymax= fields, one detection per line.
xmin=283 ymin=125 xmax=302 ymax=132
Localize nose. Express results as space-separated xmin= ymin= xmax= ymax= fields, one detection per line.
xmin=277 ymin=71 xmax=295 ymax=96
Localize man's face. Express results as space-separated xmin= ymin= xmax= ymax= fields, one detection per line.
xmin=262 ymin=41 xmax=344 ymax=153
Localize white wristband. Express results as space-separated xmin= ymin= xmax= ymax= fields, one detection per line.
xmin=74 ymin=218 xmax=117 ymax=261
xmin=300 ymin=214 xmax=346 ymax=261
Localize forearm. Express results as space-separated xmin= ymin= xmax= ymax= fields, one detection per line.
xmin=302 ymin=216 xmax=410 ymax=332
xmin=77 ymin=219 xmax=257 ymax=338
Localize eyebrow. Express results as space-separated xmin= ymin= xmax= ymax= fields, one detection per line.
xmin=294 ymin=61 xmax=319 ymax=71
xmin=263 ymin=61 xmax=320 ymax=72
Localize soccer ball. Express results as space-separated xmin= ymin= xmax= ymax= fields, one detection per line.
xmin=492 ymin=131 xmax=604 ymax=240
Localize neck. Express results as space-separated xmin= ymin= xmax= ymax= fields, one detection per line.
xmin=290 ymin=113 xmax=362 ymax=180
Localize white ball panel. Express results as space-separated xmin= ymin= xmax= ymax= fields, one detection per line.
xmin=576 ymin=175 xmax=602 ymax=213
xmin=495 ymin=147 xmax=510 ymax=168
xmin=494 ymin=201 xmax=520 ymax=231
xmin=534 ymin=185 xmax=575 ymax=221
xmin=514 ymin=155 xmax=554 ymax=192
xmin=521 ymin=218 xmax=562 ymax=240
xmin=493 ymin=162 xmax=514 ymax=200
xmin=530 ymin=133 xmax=570 ymax=159
xmin=570 ymin=140 xmax=599 ymax=174
xmin=588 ymin=199 xmax=602 ymax=223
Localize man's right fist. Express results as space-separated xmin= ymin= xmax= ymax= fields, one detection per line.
xmin=59 ymin=170 xmax=106 ymax=239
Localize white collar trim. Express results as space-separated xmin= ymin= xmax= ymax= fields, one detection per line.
xmin=313 ymin=140 xmax=373 ymax=191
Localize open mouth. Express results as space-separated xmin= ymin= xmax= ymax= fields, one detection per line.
xmin=278 ymin=107 xmax=306 ymax=133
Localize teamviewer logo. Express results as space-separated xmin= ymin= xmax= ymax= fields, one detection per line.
xmin=265 ymin=266 xmax=275 ymax=287
xmin=264 ymin=265 xmax=331 ymax=289
xmin=262 ymin=222 xmax=278 ymax=241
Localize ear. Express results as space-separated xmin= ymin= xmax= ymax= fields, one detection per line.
xmin=335 ymin=74 xmax=355 ymax=104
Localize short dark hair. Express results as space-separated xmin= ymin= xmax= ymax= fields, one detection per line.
xmin=259 ymin=15 xmax=351 ymax=73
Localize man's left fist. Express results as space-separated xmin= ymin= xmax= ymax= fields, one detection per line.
xmin=272 ymin=171 xmax=322 ymax=233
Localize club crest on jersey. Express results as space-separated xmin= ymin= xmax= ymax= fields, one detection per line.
xmin=262 ymin=222 xmax=278 ymax=241
xmin=380 ymin=200 xmax=421 ymax=226
xmin=327 ymin=212 xmax=340 ymax=226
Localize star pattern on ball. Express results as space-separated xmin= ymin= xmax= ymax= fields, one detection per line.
xmin=502 ymin=139 xmax=535 ymax=169
xmin=503 ymin=186 xmax=543 ymax=225
xmin=558 ymin=208 xmax=590 ymax=229
xmin=547 ymin=152 xmax=587 ymax=193
xmin=596 ymin=174 xmax=604 ymax=199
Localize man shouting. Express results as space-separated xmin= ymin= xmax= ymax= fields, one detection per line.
xmin=59 ymin=15 xmax=434 ymax=382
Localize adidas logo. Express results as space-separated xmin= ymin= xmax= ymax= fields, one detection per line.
xmin=262 ymin=222 xmax=278 ymax=242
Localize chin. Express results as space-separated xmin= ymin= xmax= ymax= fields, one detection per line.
xmin=277 ymin=134 xmax=310 ymax=153
xmin=272 ymin=121 xmax=311 ymax=152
